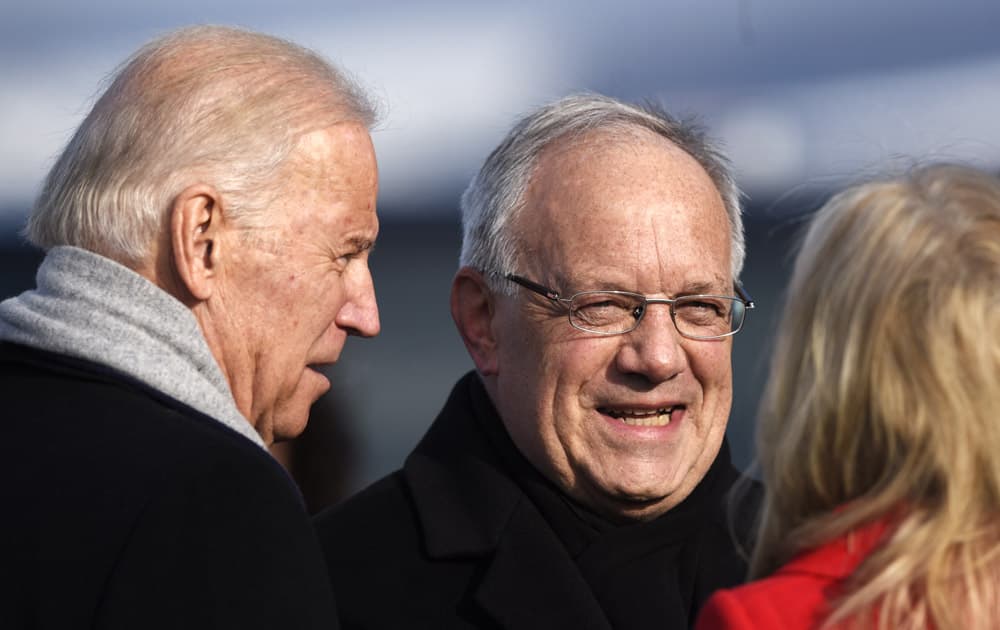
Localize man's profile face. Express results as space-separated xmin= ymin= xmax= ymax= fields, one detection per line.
xmin=490 ymin=129 xmax=734 ymax=521
xmin=218 ymin=121 xmax=380 ymax=443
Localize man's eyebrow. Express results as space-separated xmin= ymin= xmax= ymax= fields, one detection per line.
xmin=344 ymin=236 xmax=375 ymax=252
xmin=679 ymin=280 xmax=730 ymax=295
xmin=579 ymin=279 xmax=732 ymax=295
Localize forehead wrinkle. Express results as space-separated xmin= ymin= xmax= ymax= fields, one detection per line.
xmin=651 ymin=209 xmax=668 ymax=293
xmin=522 ymin=128 xmax=729 ymax=295
xmin=522 ymin=167 xmax=636 ymax=285
xmin=288 ymin=123 xmax=377 ymax=192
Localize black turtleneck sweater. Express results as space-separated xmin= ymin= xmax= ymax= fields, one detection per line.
xmin=474 ymin=374 xmax=760 ymax=629
xmin=317 ymin=371 xmax=762 ymax=629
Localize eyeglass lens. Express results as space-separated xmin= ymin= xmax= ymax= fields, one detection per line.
xmin=568 ymin=292 xmax=745 ymax=338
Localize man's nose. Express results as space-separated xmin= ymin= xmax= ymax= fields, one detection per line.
xmin=613 ymin=303 xmax=687 ymax=383
xmin=338 ymin=267 xmax=380 ymax=338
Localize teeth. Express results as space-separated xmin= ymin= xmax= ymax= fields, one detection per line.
xmin=604 ymin=407 xmax=676 ymax=426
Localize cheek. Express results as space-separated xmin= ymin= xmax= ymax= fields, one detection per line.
xmin=553 ymin=337 xmax=620 ymax=382
xmin=497 ymin=315 xmax=617 ymax=411
xmin=241 ymin=268 xmax=302 ymax=324
xmin=263 ymin=284 xmax=333 ymax=360
xmin=689 ymin=344 xmax=733 ymax=411
xmin=544 ymin=340 xmax=618 ymax=424
xmin=290 ymin=269 xmax=343 ymax=324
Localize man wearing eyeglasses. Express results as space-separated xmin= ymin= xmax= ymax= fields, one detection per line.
xmin=316 ymin=93 xmax=761 ymax=629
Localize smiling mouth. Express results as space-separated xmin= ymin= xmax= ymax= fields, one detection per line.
xmin=599 ymin=406 xmax=681 ymax=427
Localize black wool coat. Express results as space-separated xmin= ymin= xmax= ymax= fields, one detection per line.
xmin=0 ymin=342 xmax=339 ymax=629
xmin=316 ymin=372 xmax=760 ymax=630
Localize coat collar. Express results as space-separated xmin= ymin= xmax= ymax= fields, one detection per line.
xmin=402 ymin=372 xmax=612 ymax=629
xmin=776 ymin=517 xmax=891 ymax=580
xmin=402 ymin=372 xmax=521 ymax=557
xmin=401 ymin=371 xmax=753 ymax=630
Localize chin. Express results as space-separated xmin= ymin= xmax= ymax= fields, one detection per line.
xmin=275 ymin=418 xmax=311 ymax=443
xmin=614 ymin=467 xmax=682 ymax=498
xmin=271 ymin=381 xmax=331 ymax=440
xmin=590 ymin=493 xmax=672 ymax=524
xmin=588 ymin=476 xmax=684 ymax=521
xmin=268 ymin=404 xmax=313 ymax=443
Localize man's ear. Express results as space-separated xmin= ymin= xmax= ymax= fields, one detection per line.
xmin=170 ymin=184 xmax=223 ymax=302
xmin=450 ymin=267 xmax=499 ymax=376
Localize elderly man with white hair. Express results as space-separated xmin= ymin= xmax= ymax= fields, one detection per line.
xmin=1 ymin=25 xmax=381 ymax=628
xmin=317 ymin=94 xmax=762 ymax=630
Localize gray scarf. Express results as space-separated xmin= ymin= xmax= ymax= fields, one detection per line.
xmin=0 ymin=245 xmax=265 ymax=450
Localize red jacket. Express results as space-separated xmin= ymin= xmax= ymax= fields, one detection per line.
xmin=695 ymin=518 xmax=889 ymax=629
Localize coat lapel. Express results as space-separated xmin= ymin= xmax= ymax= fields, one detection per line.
xmin=776 ymin=517 xmax=891 ymax=580
xmin=474 ymin=498 xmax=612 ymax=630
xmin=403 ymin=372 xmax=612 ymax=630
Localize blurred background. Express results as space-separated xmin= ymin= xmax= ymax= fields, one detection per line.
xmin=4 ymin=0 xmax=1000 ymax=513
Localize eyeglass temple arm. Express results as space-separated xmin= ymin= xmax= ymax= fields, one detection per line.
xmin=506 ymin=274 xmax=561 ymax=301
xmin=736 ymin=283 xmax=755 ymax=309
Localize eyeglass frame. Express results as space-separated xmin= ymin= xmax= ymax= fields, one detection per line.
xmin=504 ymin=273 xmax=755 ymax=340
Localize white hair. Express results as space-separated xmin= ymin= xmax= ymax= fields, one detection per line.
xmin=28 ymin=25 xmax=379 ymax=266
xmin=459 ymin=93 xmax=744 ymax=292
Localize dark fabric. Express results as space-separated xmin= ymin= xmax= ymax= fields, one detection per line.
xmin=476 ymin=377 xmax=748 ymax=630
xmin=0 ymin=342 xmax=339 ymax=629
xmin=316 ymin=371 xmax=761 ymax=629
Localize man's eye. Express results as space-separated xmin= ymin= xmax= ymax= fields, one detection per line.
xmin=336 ymin=250 xmax=362 ymax=265
xmin=683 ymin=300 xmax=721 ymax=313
xmin=581 ymin=300 xmax=623 ymax=311
xmin=572 ymin=297 xmax=636 ymax=325
xmin=676 ymin=299 xmax=728 ymax=321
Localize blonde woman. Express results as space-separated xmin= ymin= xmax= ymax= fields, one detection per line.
xmin=696 ymin=164 xmax=1000 ymax=629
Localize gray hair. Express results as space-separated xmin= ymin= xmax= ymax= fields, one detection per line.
xmin=459 ymin=93 xmax=744 ymax=293
xmin=28 ymin=25 xmax=378 ymax=266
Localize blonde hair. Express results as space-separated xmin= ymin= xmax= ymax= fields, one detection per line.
xmin=752 ymin=164 xmax=1000 ymax=628
xmin=28 ymin=25 xmax=377 ymax=266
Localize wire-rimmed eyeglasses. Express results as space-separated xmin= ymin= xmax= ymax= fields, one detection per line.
xmin=505 ymin=274 xmax=755 ymax=340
